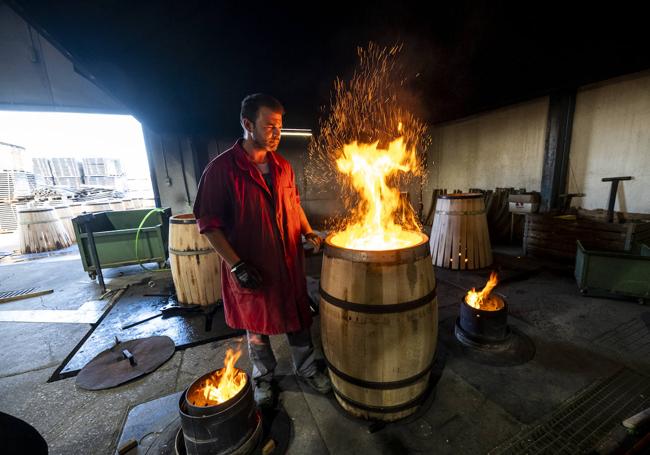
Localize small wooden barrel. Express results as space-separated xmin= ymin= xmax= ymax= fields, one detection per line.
xmin=169 ymin=214 xmax=221 ymax=305
xmin=109 ymin=200 xmax=125 ymax=211
xmin=18 ymin=207 xmax=72 ymax=254
xmin=52 ymin=205 xmax=76 ymax=243
xmin=84 ymin=201 xmax=112 ymax=213
xmin=429 ymin=193 xmax=492 ymax=270
xmin=320 ymin=233 xmax=438 ymax=422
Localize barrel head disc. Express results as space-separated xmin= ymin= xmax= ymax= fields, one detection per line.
xmin=76 ymin=336 xmax=175 ymax=390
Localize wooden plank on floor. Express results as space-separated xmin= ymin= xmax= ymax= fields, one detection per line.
xmin=0 ymin=288 xmax=53 ymax=304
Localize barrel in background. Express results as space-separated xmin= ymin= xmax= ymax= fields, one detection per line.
xmin=169 ymin=214 xmax=221 ymax=305
xmin=18 ymin=207 xmax=72 ymax=254
xmin=429 ymin=193 xmax=492 ymax=269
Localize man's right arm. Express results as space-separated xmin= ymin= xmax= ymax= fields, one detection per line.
xmin=202 ymin=228 xmax=240 ymax=268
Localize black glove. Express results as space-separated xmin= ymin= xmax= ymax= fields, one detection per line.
xmin=230 ymin=261 xmax=262 ymax=289
xmin=304 ymin=232 xmax=323 ymax=254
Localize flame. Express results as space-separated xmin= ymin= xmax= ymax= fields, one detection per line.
xmin=189 ymin=348 xmax=247 ymax=406
xmin=465 ymin=272 xmax=503 ymax=311
xmin=330 ymin=137 xmax=422 ymax=250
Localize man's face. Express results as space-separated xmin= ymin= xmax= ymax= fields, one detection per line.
xmin=246 ymin=107 xmax=283 ymax=152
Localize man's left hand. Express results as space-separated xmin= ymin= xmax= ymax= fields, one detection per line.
xmin=304 ymin=232 xmax=323 ymax=254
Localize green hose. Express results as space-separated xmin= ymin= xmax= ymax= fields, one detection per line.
xmin=134 ymin=208 xmax=168 ymax=272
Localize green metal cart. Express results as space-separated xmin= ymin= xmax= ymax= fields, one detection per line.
xmin=73 ymin=208 xmax=171 ymax=280
xmin=575 ymin=240 xmax=650 ymax=304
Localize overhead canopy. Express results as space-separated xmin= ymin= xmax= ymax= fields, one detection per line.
xmin=9 ymin=0 xmax=650 ymax=135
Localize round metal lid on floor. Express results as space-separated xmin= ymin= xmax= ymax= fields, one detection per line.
xmin=76 ymin=335 xmax=175 ymax=390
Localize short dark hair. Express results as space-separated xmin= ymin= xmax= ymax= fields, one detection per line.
xmin=240 ymin=93 xmax=285 ymax=124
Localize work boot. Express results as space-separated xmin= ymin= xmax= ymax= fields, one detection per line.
xmin=300 ymin=370 xmax=332 ymax=394
xmin=253 ymin=380 xmax=274 ymax=408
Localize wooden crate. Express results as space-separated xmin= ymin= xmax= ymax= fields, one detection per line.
xmin=524 ymin=213 xmax=650 ymax=261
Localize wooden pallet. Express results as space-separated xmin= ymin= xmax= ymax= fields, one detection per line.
xmin=524 ymin=213 xmax=650 ymax=261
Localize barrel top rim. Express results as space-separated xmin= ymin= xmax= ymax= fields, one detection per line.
xmin=323 ymin=231 xmax=430 ymax=263
xmin=438 ymin=193 xmax=483 ymax=199
xmin=183 ymin=368 xmax=250 ymax=414
xmin=170 ymin=213 xmax=197 ymax=224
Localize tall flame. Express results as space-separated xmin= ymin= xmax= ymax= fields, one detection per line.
xmin=189 ymin=348 xmax=247 ymax=406
xmin=465 ymin=272 xmax=503 ymax=311
xmin=330 ymin=137 xmax=422 ymax=250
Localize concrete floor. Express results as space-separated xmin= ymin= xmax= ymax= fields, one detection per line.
xmin=0 ymin=245 xmax=648 ymax=454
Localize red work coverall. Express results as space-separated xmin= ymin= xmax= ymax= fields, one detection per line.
xmin=193 ymin=139 xmax=312 ymax=335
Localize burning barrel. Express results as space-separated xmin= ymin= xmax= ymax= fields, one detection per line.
xmin=455 ymin=272 xmax=511 ymax=349
xmin=178 ymin=350 xmax=261 ymax=455
xmin=429 ymin=193 xmax=492 ymax=270
xmin=320 ymin=232 xmax=438 ymax=422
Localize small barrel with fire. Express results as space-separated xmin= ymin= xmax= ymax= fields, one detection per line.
xmin=179 ymin=349 xmax=262 ymax=455
xmin=455 ymin=272 xmax=511 ymax=349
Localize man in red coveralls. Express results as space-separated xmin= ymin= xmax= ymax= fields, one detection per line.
xmin=193 ymin=94 xmax=331 ymax=406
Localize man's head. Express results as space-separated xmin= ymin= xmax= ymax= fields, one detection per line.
xmin=240 ymin=94 xmax=284 ymax=152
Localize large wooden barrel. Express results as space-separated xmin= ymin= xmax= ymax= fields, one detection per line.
xmin=122 ymin=198 xmax=134 ymax=210
xmin=52 ymin=204 xmax=76 ymax=243
xmin=429 ymin=193 xmax=492 ymax=270
xmin=320 ymin=233 xmax=438 ymax=422
xmin=142 ymin=197 xmax=156 ymax=208
xmin=84 ymin=201 xmax=112 ymax=213
xmin=17 ymin=207 xmax=72 ymax=254
xmin=169 ymin=214 xmax=221 ymax=305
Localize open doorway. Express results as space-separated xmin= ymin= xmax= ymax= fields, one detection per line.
xmin=0 ymin=110 xmax=153 ymax=255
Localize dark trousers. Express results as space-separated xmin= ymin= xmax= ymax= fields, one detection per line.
xmin=247 ymin=328 xmax=317 ymax=383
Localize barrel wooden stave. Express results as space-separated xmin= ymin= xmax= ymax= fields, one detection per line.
xmin=320 ymin=241 xmax=438 ymax=422
xmin=52 ymin=205 xmax=76 ymax=243
xmin=169 ymin=214 xmax=221 ymax=306
xmin=18 ymin=207 xmax=72 ymax=254
xmin=429 ymin=194 xmax=492 ymax=270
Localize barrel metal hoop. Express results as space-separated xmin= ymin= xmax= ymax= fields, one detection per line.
xmin=331 ymin=383 xmax=429 ymax=414
xmin=170 ymin=218 xmax=198 ymax=225
xmin=319 ymin=284 xmax=436 ymax=314
xmin=434 ymin=209 xmax=485 ymax=216
xmin=324 ymin=352 xmax=435 ymax=390
xmin=169 ymin=247 xmax=213 ymax=256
